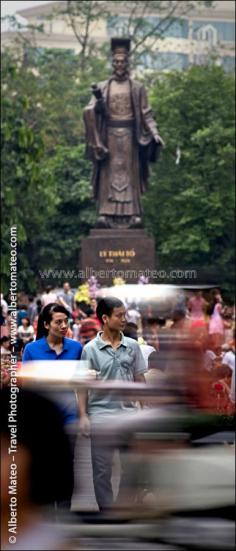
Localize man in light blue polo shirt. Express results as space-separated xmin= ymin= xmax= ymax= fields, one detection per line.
xmin=78 ymin=296 xmax=146 ymax=512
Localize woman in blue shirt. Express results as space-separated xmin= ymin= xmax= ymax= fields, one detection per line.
xmin=23 ymin=302 xmax=82 ymax=361
xmin=23 ymin=302 xmax=83 ymax=422
xmin=23 ymin=303 xmax=82 ymax=509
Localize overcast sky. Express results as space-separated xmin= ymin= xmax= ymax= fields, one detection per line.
xmin=1 ymin=1 xmax=57 ymax=29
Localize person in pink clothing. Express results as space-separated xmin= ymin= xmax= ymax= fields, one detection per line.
xmin=209 ymin=292 xmax=224 ymax=347
xmin=188 ymin=290 xmax=207 ymax=321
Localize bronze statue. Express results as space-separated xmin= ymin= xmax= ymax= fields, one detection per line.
xmin=83 ymin=38 xmax=164 ymax=229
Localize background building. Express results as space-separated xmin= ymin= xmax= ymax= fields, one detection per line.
xmin=2 ymin=0 xmax=235 ymax=72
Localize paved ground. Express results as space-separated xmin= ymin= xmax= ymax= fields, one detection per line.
xmin=72 ymin=434 xmax=120 ymax=512
xmin=66 ymin=432 xmax=235 ymax=550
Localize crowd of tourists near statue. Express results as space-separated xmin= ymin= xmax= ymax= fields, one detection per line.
xmin=1 ymin=282 xmax=235 ymax=551
xmin=1 ymin=282 xmax=235 ymax=418
xmin=1 ymin=284 xmax=235 ymax=415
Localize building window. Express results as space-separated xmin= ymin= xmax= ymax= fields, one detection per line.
xmin=107 ymin=16 xmax=188 ymax=39
xmin=192 ymin=20 xmax=235 ymax=43
xmin=145 ymin=17 xmax=189 ymax=38
xmin=138 ymin=52 xmax=189 ymax=71
xmin=107 ymin=16 xmax=129 ymax=36
xmin=196 ymin=24 xmax=217 ymax=46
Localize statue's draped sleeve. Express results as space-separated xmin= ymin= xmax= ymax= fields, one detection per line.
xmin=139 ymin=85 xmax=159 ymax=146
xmin=83 ymin=87 xmax=108 ymax=162
xmin=132 ymin=83 xmax=161 ymax=190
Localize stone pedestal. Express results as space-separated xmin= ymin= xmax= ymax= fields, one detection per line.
xmin=80 ymin=229 xmax=156 ymax=285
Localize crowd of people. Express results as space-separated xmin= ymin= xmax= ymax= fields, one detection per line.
xmin=1 ymin=284 xmax=235 ymax=415
xmin=0 ymin=282 xmax=235 ymax=549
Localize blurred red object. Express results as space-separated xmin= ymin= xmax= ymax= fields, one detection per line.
xmin=213 ymin=382 xmax=224 ymax=392
xmin=191 ymin=319 xmax=207 ymax=328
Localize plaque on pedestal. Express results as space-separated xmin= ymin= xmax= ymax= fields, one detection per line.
xmin=80 ymin=229 xmax=156 ymax=285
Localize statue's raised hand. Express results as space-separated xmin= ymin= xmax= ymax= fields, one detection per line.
xmin=154 ymin=133 xmax=165 ymax=148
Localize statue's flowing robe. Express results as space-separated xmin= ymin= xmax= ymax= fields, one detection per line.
xmin=83 ymin=78 xmax=160 ymax=217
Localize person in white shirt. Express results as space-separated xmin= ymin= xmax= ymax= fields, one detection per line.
xmin=57 ymin=282 xmax=75 ymax=313
xmin=41 ymin=286 xmax=58 ymax=308
xmin=17 ymin=317 xmax=35 ymax=345
xmin=222 ymin=348 xmax=235 ymax=404
xmin=72 ymin=316 xmax=81 ymax=340
xmin=1 ymin=294 xmax=8 ymax=318
xmin=123 ymin=322 xmax=154 ymax=370
xmin=126 ymin=304 xmax=141 ymax=326
xmin=204 ymin=346 xmax=222 ymax=372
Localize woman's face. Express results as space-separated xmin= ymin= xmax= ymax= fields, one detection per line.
xmin=44 ymin=312 xmax=69 ymax=339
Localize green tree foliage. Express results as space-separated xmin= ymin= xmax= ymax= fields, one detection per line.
xmin=59 ymin=1 xmax=111 ymax=71
xmin=1 ymin=48 xmax=103 ymax=292
xmin=37 ymin=144 xmax=96 ymax=286
xmin=1 ymin=52 xmax=57 ymax=292
xmin=1 ymin=45 xmax=234 ymax=294
xmin=143 ymin=65 xmax=235 ymax=290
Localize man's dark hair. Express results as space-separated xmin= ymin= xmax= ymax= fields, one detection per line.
xmin=171 ymin=306 xmax=186 ymax=322
xmin=45 ymin=285 xmax=53 ymax=293
xmin=83 ymin=306 xmax=94 ymax=317
xmin=0 ymin=336 xmax=10 ymax=345
xmin=36 ymin=299 xmax=42 ymax=313
xmin=96 ymin=297 xmax=124 ymax=324
xmin=123 ymin=322 xmax=138 ymax=340
xmin=21 ymin=316 xmax=31 ymax=327
xmin=156 ymin=317 xmax=166 ymax=327
xmin=36 ymin=302 xmax=70 ymax=339
xmin=148 ymin=351 xmax=162 ymax=371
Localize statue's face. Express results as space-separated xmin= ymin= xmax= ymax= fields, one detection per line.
xmin=112 ymin=53 xmax=129 ymax=78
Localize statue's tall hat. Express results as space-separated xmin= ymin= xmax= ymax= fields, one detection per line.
xmin=111 ymin=37 xmax=131 ymax=56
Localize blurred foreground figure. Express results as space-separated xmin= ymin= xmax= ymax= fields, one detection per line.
xmin=22 ymin=303 xmax=83 ymax=509
xmin=91 ymin=306 xmax=235 ymax=512
xmin=78 ymin=297 xmax=146 ymax=512
xmin=96 ymin=332 xmax=235 ymax=519
xmin=1 ymin=388 xmax=73 ymax=550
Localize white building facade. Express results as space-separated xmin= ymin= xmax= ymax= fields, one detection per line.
xmin=2 ymin=1 xmax=235 ymax=72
